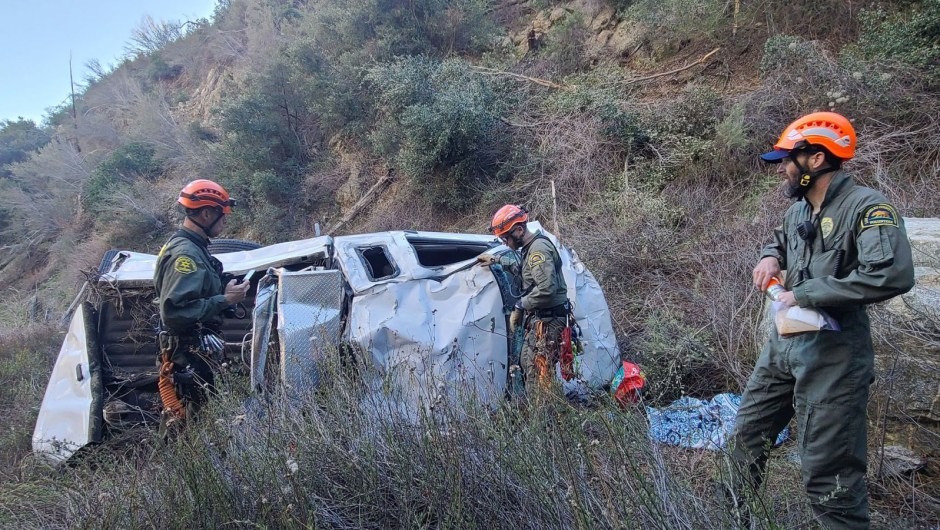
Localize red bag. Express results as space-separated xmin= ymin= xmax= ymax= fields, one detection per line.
xmin=612 ymin=361 xmax=646 ymax=407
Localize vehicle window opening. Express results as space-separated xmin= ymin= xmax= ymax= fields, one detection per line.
xmin=359 ymin=246 xmax=397 ymax=280
xmin=407 ymin=238 xmax=496 ymax=267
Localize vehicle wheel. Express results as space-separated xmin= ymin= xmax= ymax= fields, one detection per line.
xmin=207 ymin=238 xmax=262 ymax=254
xmin=97 ymin=249 xmax=121 ymax=274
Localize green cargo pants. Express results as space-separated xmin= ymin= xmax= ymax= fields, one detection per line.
xmin=730 ymin=309 xmax=873 ymax=529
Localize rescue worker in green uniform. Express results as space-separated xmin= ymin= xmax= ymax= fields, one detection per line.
xmin=478 ymin=205 xmax=569 ymax=388
xmin=154 ymin=179 xmax=249 ymax=420
xmin=730 ymin=112 xmax=915 ymax=529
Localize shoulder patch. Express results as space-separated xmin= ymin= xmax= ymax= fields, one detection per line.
xmin=859 ymin=204 xmax=899 ymax=231
xmin=527 ymin=252 xmax=547 ymax=266
xmin=174 ymin=256 xmax=198 ymax=274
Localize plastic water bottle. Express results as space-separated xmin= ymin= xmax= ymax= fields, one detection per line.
xmin=766 ymin=277 xmax=785 ymax=301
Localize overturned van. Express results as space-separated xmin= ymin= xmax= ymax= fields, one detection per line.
xmin=33 ymin=223 xmax=621 ymax=462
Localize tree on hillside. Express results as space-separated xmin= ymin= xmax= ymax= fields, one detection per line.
xmin=0 ymin=119 xmax=51 ymax=178
xmin=125 ymin=15 xmax=185 ymax=57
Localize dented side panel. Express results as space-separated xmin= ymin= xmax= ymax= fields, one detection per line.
xmin=32 ymin=304 xmax=95 ymax=462
xmin=347 ymin=263 xmax=508 ymax=410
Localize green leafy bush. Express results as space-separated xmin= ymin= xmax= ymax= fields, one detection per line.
xmin=543 ymin=73 xmax=646 ymax=151
xmin=538 ymin=12 xmax=591 ymax=76
xmin=625 ymin=0 xmax=729 ymax=55
xmin=368 ymin=57 xmax=505 ymax=210
xmin=83 ymin=143 xmax=162 ymax=216
xmin=852 ymin=0 xmax=940 ymax=73
xmin=250 ymin=169 xmax=302 ymax=205
xmin=0 ymin=119 xmax=50 ymax=177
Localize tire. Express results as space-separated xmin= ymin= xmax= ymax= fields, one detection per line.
xmin=97 ymin=249 xmax=121 ymax=274
xmin=207 ymin=238 xmax=262 ymax=254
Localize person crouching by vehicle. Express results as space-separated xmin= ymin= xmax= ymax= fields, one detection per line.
xmin=153 ymin=179 xmax=249 ymax=426
xmin=477 ymin=205 xmax=569 ymax=391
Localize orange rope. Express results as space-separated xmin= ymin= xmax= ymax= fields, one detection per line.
xmin=158 ymin=353 xmax=185 ymax=421
xmin=533 ymin=321 xmax=550 ymax=387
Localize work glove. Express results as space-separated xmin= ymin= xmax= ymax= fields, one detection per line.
xmin=509 ymin=308 xmax=523 ymax=332
xmin=476 ymin=254 xmax=497 ymax=267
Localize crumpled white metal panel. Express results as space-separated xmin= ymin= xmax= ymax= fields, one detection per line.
xmin=276 ymin=269 xmax=344 ymax=391
xmin=32 ymin=305 xmax=93 ymax=462
xmin=101 ymin=235 xmax=335 ymax=282
xmin=249 ymin=275 xmax=279 ymax=389
xmin=347 ymin=263 xmax=508 ymax=411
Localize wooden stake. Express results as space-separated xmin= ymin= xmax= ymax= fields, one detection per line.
xmin=551 ymin=179 xmax=560 ymax=240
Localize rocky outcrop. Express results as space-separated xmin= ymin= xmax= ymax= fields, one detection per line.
xmin=874 ymin=217 xmax=939 ymax=468
xmin=506 ymin=1 xmax=646 ymax=60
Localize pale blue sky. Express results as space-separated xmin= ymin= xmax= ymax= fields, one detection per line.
xmin=0 ymin=0 xmax=218 ymax=125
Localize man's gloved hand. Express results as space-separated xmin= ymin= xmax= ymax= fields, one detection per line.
xmin=509 ymin=308 xmax=523 ymax=332
xmin=476 ymin=254 xmax=497 ymax=267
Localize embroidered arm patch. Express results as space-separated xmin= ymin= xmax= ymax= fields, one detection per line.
xmin=527 ymin=252 xmax=546 ymax=267
xmin=859 ymin=204 xmax=899 ymax=231
xmin=174 ymin=256 xmax=198 ymax=274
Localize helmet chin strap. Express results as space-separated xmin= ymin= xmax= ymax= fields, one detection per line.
xmin=786 ymin=152 xmax=833 ymax=200
xmin=189 ymin=208 xmax=224 ymax=237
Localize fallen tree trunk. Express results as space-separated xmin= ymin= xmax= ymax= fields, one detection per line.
xmin=326 ymin=170 xmax=395 ymax=234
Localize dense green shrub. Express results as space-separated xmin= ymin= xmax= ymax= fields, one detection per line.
xmin=0 ymin=119 xmax=50 ymax=177
xmin=308 ymin=0 xmax=496 ymax=60
xmin=543 ymin=72 xmax=646 ymax=151
xmin=250 ymin=169 xmax=303 ymax=205
xmin=368 ymin=57 xmax=506 ymax=210
xmin=625 ymin=0 xmax=729 ymax=55
xmin=538 ymin=12 xmax=592 ymax=76
xmin=852 ymin=0 xmax=940 ymax=74
xmin=83 ymin=142 xmax=162 ymax=216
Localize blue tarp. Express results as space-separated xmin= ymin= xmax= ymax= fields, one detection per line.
xmin=646 ymin=393 xmax=789 ymax=450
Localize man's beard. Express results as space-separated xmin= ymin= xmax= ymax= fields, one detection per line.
xmin=784 ymin=182 xmax=807 ymax=200
xmin=783 ymin=175 xmax=809 ymax=200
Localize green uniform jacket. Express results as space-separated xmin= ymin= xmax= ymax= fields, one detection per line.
xmin=759 ymin=171 xmax=915 ymax=310
xmin=153 ymin=228 xmax=228 ymax=335
xmin=519 ymin=234 xmax=568 ymax=311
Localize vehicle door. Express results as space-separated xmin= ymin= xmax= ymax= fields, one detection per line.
xmin=33 ymin=302 xmax=102 ymax=462
xmin=334 ymin=232 xmax=509 ymax=411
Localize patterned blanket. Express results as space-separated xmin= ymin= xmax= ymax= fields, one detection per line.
xmin=646 ymin=393 xmax=789 ymax=450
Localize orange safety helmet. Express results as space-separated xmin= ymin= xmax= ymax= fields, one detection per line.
xmin=177 ymin=179 xmax=236 ymax=214
xmin=760 ymin=111 xmax=856 ymax=162
xmin=488 ymin=204 xmax=528 ymax=237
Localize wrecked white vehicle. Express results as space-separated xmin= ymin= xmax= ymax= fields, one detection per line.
xmin=33 ymin=223 xmax=620 ymax=462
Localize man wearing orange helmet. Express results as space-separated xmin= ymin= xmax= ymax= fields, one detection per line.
xmin=153 ymin=179 xmax=249 ymax=423
xmin=729 ymin=112 xmax=914 ymax=528
xmin=478 ymin=205 xmax=569 ymax=389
